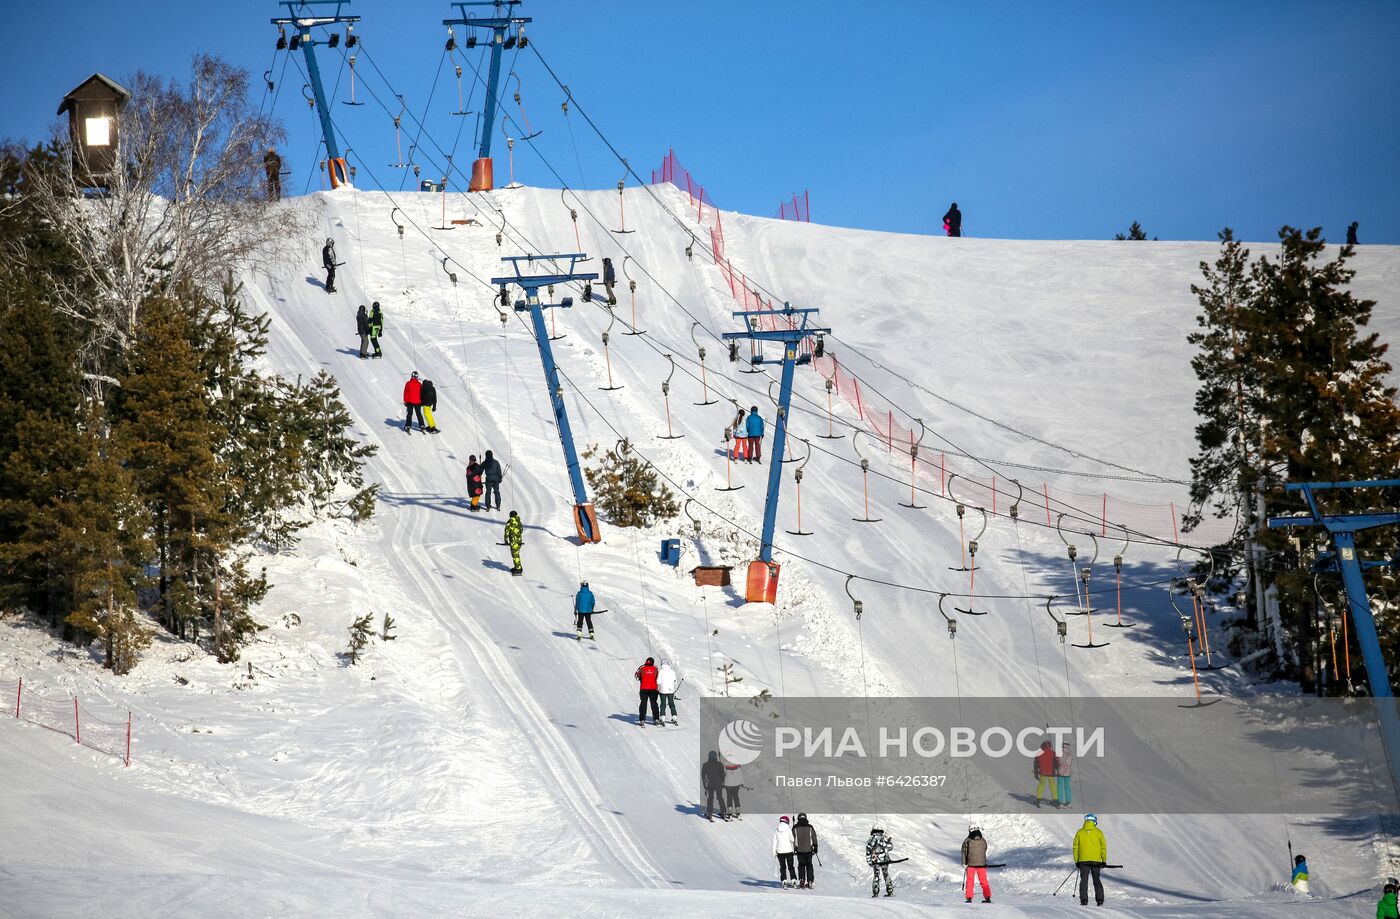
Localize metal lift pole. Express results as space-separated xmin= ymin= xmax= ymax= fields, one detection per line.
xmin=444 ymin=1 xmax=531 ymax=190
xmin=271 ymin=1 xmax=360 ymax=167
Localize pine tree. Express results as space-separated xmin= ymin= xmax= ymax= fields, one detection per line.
xmin=1114 ymin=221 xmax=1153 ymax=241
xmin=347 ymin=613 xmax=373 ymax=664
xmin=582 ymin=440 xmax=679 ymax=527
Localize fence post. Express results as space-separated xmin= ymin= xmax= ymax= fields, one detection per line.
xmin=887 ymin=410 xmax=893 ymax=451
xmin=805 ymin=189 xmax=810 ymax=222
xmin=73 ymin=697 xmax=80 ymax=745
xmin=992 ymin=476 xmax=997 ymax=516
xmin=1170 ymin=502 xmax=1181 ymax=544
xmin=853 ymin=380 xmax=864 ymax=420
xmin=14 ymin=677 xmax=20 ymax=719
xmin=940 ymin=454 xmax=946 ymax=495
xmin=1102 ymin=493 xmax=1108 ymax=535
xmin=1044 ymin=484 xmax=1053 ymax=526
xmin=125 ymin=712 xmax=132 ymax=767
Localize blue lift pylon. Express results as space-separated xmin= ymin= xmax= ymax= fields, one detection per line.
xmin=1268 ymin=478 xmax=1400 ymax=806
xmin=271 ymin=1 xmax=360 ymax=187
xmin=443 ymin=1 xmax=531 ymax=192
xmin=721 ymin=304 xmax=830 ymax=603
xmin=492 ymin=254 xmax=601 ymax=543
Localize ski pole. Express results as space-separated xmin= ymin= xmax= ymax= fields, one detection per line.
xmin=1053 ymin=867 xmax=1077 ymax=896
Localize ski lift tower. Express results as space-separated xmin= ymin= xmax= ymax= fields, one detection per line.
xmin=270 ymin=0 xmax=359 ymax=188
xmin=722 ymin=304 xmax=830 ymax=603
xmin=492 ymin=254 xmax=601 ymax=543
xmin=1268 ymin=478 xmax=1400 ymax=803
xmin=443 ymin=0 xmax=531 ymax=192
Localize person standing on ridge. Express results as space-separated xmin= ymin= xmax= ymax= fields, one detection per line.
xmin=403 ymin=371 xmax=425 ymax=433
xmin=866 ymin=825 xmax=895 ymax=898
xmin=356 ymin=304 xmax=371 ymax=359
xmin=722 ymin=756 xmax=744 ymax=819
xmin=635 ymin=656 xmax=660 ymax=726
xmin=574 ymin=580 xmax=597 ymax=641
xmin=1073 ymin=813 xmax=1107 ymax=907
xmin=465 ymin=455 xmax=484 ymax=511
xmin=1348 ymin=221 xmax=1360 ymax=246
xmin=1377 ymin=881 xmax=1397 ymax=918
xmin=1292 ymin=853 xmax=1310 ymax=894
xmin=962 ymin=826 xmax=992 ymax=903
xmin=745 ymin=406 xmax=765 ymax=463
xmin=774 ymin=814 xmax=797 ymax=888
xmin=793 ymin=813 xmax=818 ymax=889
xmin=1056 ymin=743 xmax=1073 ymax=808
xmin=504 ymin=510 xmax=524 ymax=575
xmin=602 ymin=256 xmax=617 ymax=305
xmin=1033 ymin=739 xmax=1057 ymax=807
xmin=656 ymin=658 xmax=679 ymax=724
xmin=943 ymin=202 xmax=962 ymax=237
xmin=368 ymin=301 xmax=384 ymax=358
xmin=481 ymin=450 xmax=503 ymax=511
xmin=322 ymin=237 xmax=339 ymax=293
xmin=263 ymin=147 xmax=282 ymax=200
xmin=420 ymin=378 xmax=439 ymax=434
xmin=701 ymin=751 xmax=727 ymax=821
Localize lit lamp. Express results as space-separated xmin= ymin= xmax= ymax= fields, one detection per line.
xmin=58 ymin=72 xmax=130 ymax=189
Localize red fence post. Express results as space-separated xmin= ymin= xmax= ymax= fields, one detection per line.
xmin=940 ymin=454 xmax=946 ymax=495
xmin=853 ymin=380 xmax=864 ymax=420
xmin=992 ymin=476 xmax=998 ymax=516
xmin=805 ymin=189 xmax=810 ymax=222
xmin=1044 ymin=484 xmax=1053 ymax=526
xmin=1170 ymin=502 xmax=1181 ymax=544
xmin=125 ymin=712 xmax=132 ymax=767
xmin=73 ymin=697 xmax=80 ymax=745
xmin=887 ymin=410 xmax=893 ymax=451
xmin=14 ymin=677 xmax=20 ymax=719
xmin=1101 ymin=493 xmax=1108 ymax=535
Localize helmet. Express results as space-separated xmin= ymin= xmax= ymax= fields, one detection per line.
xmin=411 ymin=370 xmax=419 ymax=378
xmin=779 ymin=815 xmax=790 ymax=823
xmin=372 ymin=301 xmax=380 ymax=308
xmin=326 ymin=237 xmax=334 ymax=246
xmin=509 ymin=510 xmax=518 ymax=517
xmin=969 ymin=825 xmax=980 ymax=833
xmin=645 ymin=657 xmax=654 ymax=665
xmin=581 ymin=580 xmax=588 ymax=587
xmin=1084 ymin=813 xmax=1098 ymax=825
xmin=870 ymin=825 xmax=882 ymax=834
xmin=797 ymin=812 xmax=807 ymax=820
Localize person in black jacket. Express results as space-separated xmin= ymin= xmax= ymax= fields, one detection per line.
xmin=263 ymin=147 xmax=282 ymax=200
xmin=943 ymin=202 xmax=962 ymax=238
xmin=355 ymin=304 xmax=370 ymax=359
xmin=322 ymin=238 xmax=339 ymax=293
xmin=602 ymin=256 xmax=617 ymax=305
xmin=420 ymin=378 xmax=439 ymax=433
xmin=481 ymin=449 xmax=503 ymax=511
xmin=1347 ymin=221 xmax=1359 ymax=245
xmin=793 ymin=812 xmax=819 ymax=888
xmin=368 ymin=302 xmax=384 ymax=358
xmin=701 ymin=751 xmax=727 ymax=821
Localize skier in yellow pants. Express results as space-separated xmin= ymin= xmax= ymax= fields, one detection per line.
xmin=420 ymin=378 xmax=439 ymax=434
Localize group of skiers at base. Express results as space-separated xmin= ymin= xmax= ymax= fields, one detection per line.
xmin=464 ymin=451 xmax=503 ymax=511
xmin=772 ymin=813 xmax=820 ymax=889
xmin=727 ymin=406 xmax=766 ymax=463
xmin=634 ymin=655 xmax=679 ymax=723
xmin=401 ymin=371 xmax=439 ymax=434
xmin=700 ymin=750 xmax=745 ymax=822
xmin=1033 ymin=739 xmax=1073 ymax=808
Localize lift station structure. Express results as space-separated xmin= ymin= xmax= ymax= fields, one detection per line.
xmin=270 ymin=0 xmax=360 ymax=187
xmin=443 ymin=0 xmax=531 ymax=192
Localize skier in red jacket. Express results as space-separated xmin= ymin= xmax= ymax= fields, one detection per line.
xmin=403 ymin=371 xmax=425 ymax=433
xmin=635 ymin=657 xmax=661 ymax=726
xmin=1033 ymin=739 xmax=1058 ymax=808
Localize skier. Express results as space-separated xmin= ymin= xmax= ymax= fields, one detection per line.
xmin=368 ymin=301 xmax=384 ymax=358
xmin=465 ymin=456 xmax=484 ymax=510
xmin=322 ymin=237 xmax=339 ymax=293
xmin=574 ymin=580 xmax=597 ymax=641
xmin=403 ymin=371 xmax=425 ymax=433
xmin=1378 ymin=881 xmax=1398 ymax=918
xmin=420 ymin=378 xmax=439 ymax=434
xmin=722 ymin=756 xmax=744 ymax=819
xmin=504 ymin=510 xmax=524 ymax=575
xmin=866 ymin=825 xmax=895 ymax=898
xmin=1033 ymin=739 xmax=1057 ymax=807
xmin=1292 ymin=853 xmax=1310 ymax=894
xmin=793 ymin=813 xmax=818 ymax=889
xmin=656 ymin=658 xmax=679 ymax=724
xmin=745 ymin=406 xmax=765 ymax=463
xmin=729 ymin=406 xmax=749 ymax=461
xmin=481 ymin=449 xmax=503 ymax=512
xmin=962 ymin=826 xmax=992 ymax=903
xmin=1348 ymin=221 xmax=1360 ymax=246
xmin=701 ymin=751 xmax=727 ymax=821
xmin=1056 ymin=743 xmax=1073 ymax=807
xmin=602 ymin=256 xmax=617 ymax=305
xmin=263 ymin=147 xmax=282 ymax=200
xmin=1073 ymin=813 xmax=1107 ymax=907
xmin=635 ymin=656 xmax=660 ymax=725
xmin=356 ymin=304 xmax=371 ymax=359
xmin=774 ymin=814 xmax=797 ymax=888
xmin=943 ymin=202 xmax=962 ymax=238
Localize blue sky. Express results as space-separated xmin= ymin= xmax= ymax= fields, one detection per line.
xmin=3 ymin=1 xmax=1397 ymax=242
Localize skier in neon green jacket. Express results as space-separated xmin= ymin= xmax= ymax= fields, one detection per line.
xmin=1072 ymin=814 xmax=1107 ymax=906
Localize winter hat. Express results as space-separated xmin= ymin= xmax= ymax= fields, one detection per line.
xmin=779 ymin=815 xmax=790 ymax=823
xmin=968 ymin=825 xmax=980 ymax=833
xmin=581 ymin=580 xmax=588 ymax=587
xmin=1294 ymin=854 xmax=1306 ymax=865
xmin=509 ymin=510 xmax=518 ymax=518
xmin=372 ymin=301 xmax=380 ymax=308
xmin=1084 ymin=813 xmax=1097 ymax=825
xmin=751 ymin=405 xmax=759 ymax=412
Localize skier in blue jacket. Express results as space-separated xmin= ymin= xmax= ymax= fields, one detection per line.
xmin=575 ymin=581 xmax=597 ymax=641
xmin=744 ymin=406 xmax=765 ymax=463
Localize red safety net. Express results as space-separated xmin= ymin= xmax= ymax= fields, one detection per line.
xmin=776 ymin=190 xmax=811 ymax=222
xmin=1 ymin=675 xmax=132 ymax=766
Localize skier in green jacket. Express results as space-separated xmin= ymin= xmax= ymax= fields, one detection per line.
xmin=1378 ymin=882 xmax=1398 ymax=919
xmin=1073 ymin=813 xmax=1107 ymax=906
xmin=504 ymin=510 xmax=524 ymax=575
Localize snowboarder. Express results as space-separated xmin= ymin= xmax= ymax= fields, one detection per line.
xmin=602 ymin=256 xmax=617 ymax=305
xmin=962 ymin=826 xmax=992 ymax=903
xmin=356 ymin=304 xmax=371 ymax=359
xmin=635 ymin=656 xmax=660 ymax=725
xmin=745 ymin=406 xmax=765 ymax=463
xmin=701 ymin=751 xmax=727 ymax=821
xmin=465 ymin=456 xmax=484 ymax=510
xmin=1073 ymin=813 xmax=1107 ymax=907
xmin=1348 ymin=221 xmax=1360 ymax=246
xmin=368 ymin=301 xmax=384 ymax=358
xmin=575 ymin=580 xmax=597 ymax=641
xmin=1033 ymin=739 xmax=1057 ymax=807
xmin=793 ymin=813 xmax=818 ymax=889
xmin=1056 ymin=744 xmax=1073 ymax=807
xmin=403 ymin=371 xmax=425 ymax=433
xmin=1377 ymin=881 xmax=1398 ymax=918
xmin=866 ymin=825 xmax=895 ymax=897
xmin=656 ymin=659 xmax=679 ymax=724
xmin=1292 ymin=853 xmax=1310 ymax=894
xmin=774 ymin=814 xmax=797 ymax=888
xmin=481 ymin=450 xmax=503 ymax=511
xmin=420 ymin=378 xmax=439 ymax=434
xmin=722 ymin=756 xmax=744 ymax=818
xmin=943 ymin=202 xmax=962 ymax=238
xmin=504 ymin=510 xmax=524 ymax=575
xmin=322 ymin=237 xmax=339 ymax=293
xmin=264 ymin=147 xmax=282 ymax=200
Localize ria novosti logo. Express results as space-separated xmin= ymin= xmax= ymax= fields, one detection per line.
xmin=717 ymin=719 xmax=764 ymax=765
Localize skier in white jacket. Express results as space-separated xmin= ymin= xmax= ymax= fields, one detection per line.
xmin=774 ymin=815 xmax=797 ymax=888
xmin=657 ymin=660 xmax=679 ymax=725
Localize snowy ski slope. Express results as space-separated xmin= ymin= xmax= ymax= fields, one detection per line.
xmin=2 ymin=182 xmax=1398 ymax=917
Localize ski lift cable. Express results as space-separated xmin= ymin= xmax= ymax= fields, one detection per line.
xmin=1008 ymin=482 xmax=1055 ymax=728
xmin=847 ymin=575 xmax=883 ymax=824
